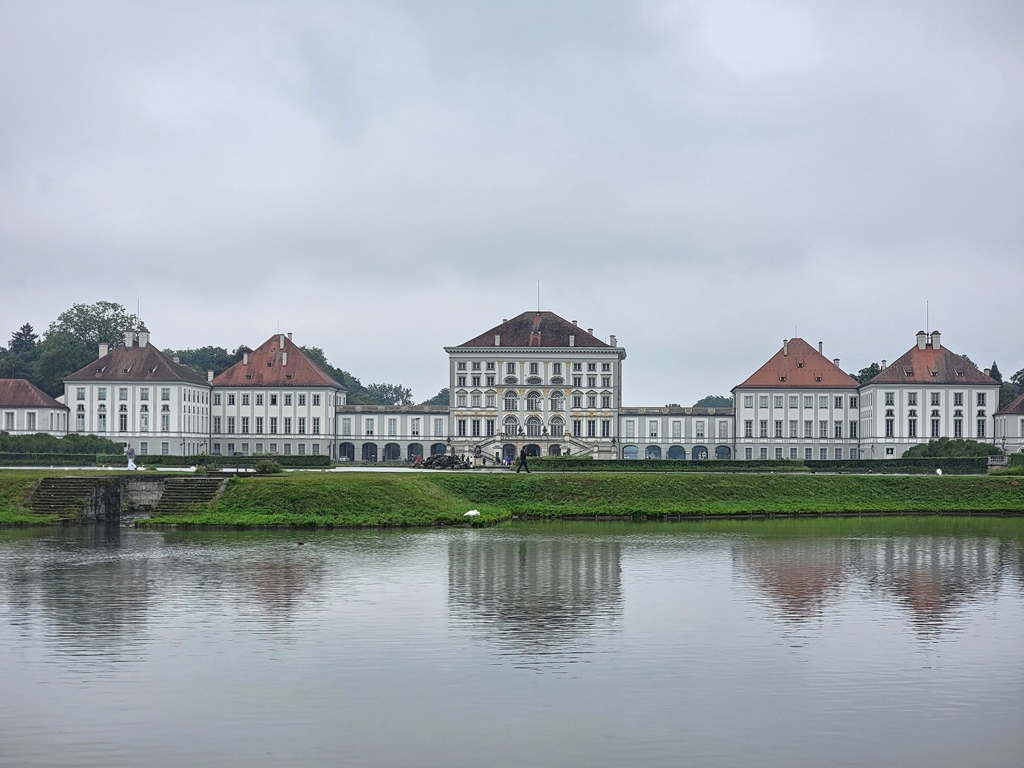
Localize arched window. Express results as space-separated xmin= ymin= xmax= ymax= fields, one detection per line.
xmin=526 ymin=417 xmax=542 ymax=436
xmin=504 ymin=391 xmax=518 ymax=411
xmin=526 ymin=391 xmax=542 ymax=411
xmin=549 ymin=417 xmax=564 ymax=437
xmin=503 ymin=416 xmax=519 ymax=436
xmin=550 ymin=390 xmax=564 ymax=411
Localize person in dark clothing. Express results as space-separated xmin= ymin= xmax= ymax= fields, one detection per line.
xmin=516 ymin=446 xmax=531 ymax=473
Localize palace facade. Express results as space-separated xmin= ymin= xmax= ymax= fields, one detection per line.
xmin=1 ymin=310 xmax=1012 ymax=460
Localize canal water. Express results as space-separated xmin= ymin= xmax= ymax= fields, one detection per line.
xmin=1 ymin=518 xmax=1022 ymax=768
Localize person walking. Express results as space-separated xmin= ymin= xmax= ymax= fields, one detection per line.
xmin=516 ymin=446 xmax=531 ymax=474
xmin=125 ymin=443 xmax=136 ymax=470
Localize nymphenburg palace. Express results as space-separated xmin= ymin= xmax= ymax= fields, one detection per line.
xmin=2 ymin=311 xmax=1023 ymax=460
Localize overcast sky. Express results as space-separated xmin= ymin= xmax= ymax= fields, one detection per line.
xmin=2 ymin=1 xmax=1021 ymax=405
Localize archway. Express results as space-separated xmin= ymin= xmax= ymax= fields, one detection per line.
xmin=548 ymin=444 xmax=562 ymax=456
xmin=622 ymin=445 xmax=639 ymax=460
xmin=430 ymin=442 xmax=447 ymax=456
xmin=645 ymin=445 xmax=662 ymax=459
xmin=383 ymin=443 xmax=401 ymax=461
xmin=338 ymin=442 xmax=355 ymax=462
xmin=502 ymin=443 xmax=516 ymax=462
xmin=668 ymin=445 xmax=685 ymax=460
xmin=715 ymin=445 xmax=731 ymax=460
xmin=361 ymin=443 xmax=378 ymax=462
xmin=407 ymin=443 xmax=424 ymax=462
xmin=525 ymin=444 xmax=541 ymax=457
xmin=692 ymin=445 xmax=708 ymax=460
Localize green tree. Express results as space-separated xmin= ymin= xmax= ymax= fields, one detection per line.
xmin=693 ymin=395 xmax=732 ymax=408
xmin=857 ymin=362 xmax=881 ymax=384
xmin=420 ymin=388 xmax=450 ymax=406
xmin=47 ymin=301 xmax=142 ymax=346
xmin=903 ymin=438 xmax=999 ymax=458
xmin=989 ymin=361 xmax=1003 ymax=383
xmin=164 ymin=346 xmax=243 ymax=377
xmin=34 ymin=332 xmax=94 ymax=397
xmin=9 ymin=323 xmax=38 ymax=354
xmin=300 ymin=346 xmax=375 ymax=404
xmin=365 ymin=382 xmax=414 ymax=406
xmin=1010 ymin=368 xmax=1024 ymax=397
xmin=999 ymin=382 xmax=1016 ymax=409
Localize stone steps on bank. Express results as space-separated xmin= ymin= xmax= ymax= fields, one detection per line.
xmin=29 ymin=477 xmax=103 ymax=517
xmin=152 ymin=477 xmax=227 ymax=515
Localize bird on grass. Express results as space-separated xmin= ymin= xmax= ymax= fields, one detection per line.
xmin=464 ymin=510 xmax=480 ymax=517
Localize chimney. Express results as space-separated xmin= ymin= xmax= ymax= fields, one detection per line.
xmin=818 ymin=341 xmax=823 ymax=354
xmin=494 ymin=334 xmax=500 ymax=346
xmin=881 ymin=359 xmax=887 ymax=369
xmin=282 ymin=352 xmax=288 ymax=366
xmin=124 ymin=331 xmax=135 ymax=347
xmin=287 ymin=332 xmax=292 ymax=341
xmin=502 ymin=319 xmax=507 ymax=323
xmin=916 ymin=330 xmax=927 ymax=350
xmin=569 ymin=334 xmax=576 ymax=347
xmin=138 ymin=330 xmax=149 ymax=348
xmin=572 ymin=320 xmax=578 ymax=326
xmin=173 ymin=355 xmax=180 ymax=364
xmin=930 ymin=330 xmax=941 ymax=349
xmin=833 ymin=358 xmax=840 ymax=366
xmin=243 ymin=352 xmax=249 ymax=365
xmin=783 ymin=339 xmax=789 ymax=356
xmin=98 ymin=343 xmax=109 ymax=359
xmin=609 ymin=335 xmax=617 ymax=347
xmin=587 ymin=328 xmax=593 ymax=336
xmin=207 ymin=370 xmax=214 ymax=383
xmin=984 ymin=368 xmax=991 ymax=377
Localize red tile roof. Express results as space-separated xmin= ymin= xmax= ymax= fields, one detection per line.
xmin=64 ymin=343 xmax=209 ymax=385
xmin=734 ymin=338 xmax=859 ymax=390
xmin=454 ymin=311 xmax=612 ymax=349
xmin=213 ymin=334 xmax=345 ymax=389
xmin=996 ymin=391 xmax=1024 ymax=416
xmin=0 ymin=379 xmax=69 ymax=410
xmin=865 ymin=337 xmax=997 ymax=386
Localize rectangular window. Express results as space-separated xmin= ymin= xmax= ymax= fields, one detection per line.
xmin=954 ymin=392 xmax=963 ymax=406
xmin=601 ymin=420 xmax=610 ymax=438
xmin=774 ymin=396 xmax=783 ymax=409
xmin=161 ymin=442 xmax=169 ymax=455
xmin=908 ymin=418 xmax=917 ymax=438
xmin=745 ymin=447 xmax=753 ymax=460
xmin=601 ymin=395 xmax=611 ymax=408
xmin=760 ymin=447 xmax=768 ymax=460
xmin=77 ymin=387 xmax=86 ymax=400
xmin=255 ymin=417 xmax=263 ymax=434
xmin=213 ymin=393 xmax=221 ymax=405
xmin=587 ymin=420 xmax=597 ymax=438
xmin=805 ymin=448 xmax=813 ymax=461
xmin=977 ymin=393 xmax=986 ymax=406
xmin=283 ymin=418 xmax=292 ymax=434
xmin=789 ymin=420 xmax=798 ymax=438
xmin=313 ymin=394 xmax=321 ymax=406
xmin=719 ymin=421 xmax=728 ymax=440
xmin=649 ymin=421 xmax=658 ymax=438
xmin=743 ymin=395 xmax=754 ymax=408
xmin=341 ymin=418 xmax=351 ymax=436
xmin=977 ymin=420 xmax=986 ymax=438
xmin=119 ymin=387 xmax=128 ymax=401
xmin=140 ymin=442 xmax=149 ymax=455
xmin=485 ymin=394 xmax=495 ymax=408
xmin=759 ymin=395 xmax=769 ymax=408
xmin=804 ymin=420 xmax=813 ymax=438
xmin=774 ymin=420 xmax=783 ymax=438
xmin=587 ymin=363 xmax=597 ymax=372
xmin=434 ymin=418 xmax=444 ymax=436
xmin=775 ymin=447 xmax=783 ymax=460
xmin=228 ymin=393 xmax=236 ymax=406
xmin=457 ymin=419 xmax=466 ymax=437
xmin=283 ymin=444 xmax=291 ymax=455
xmin=886 ymin=418 xmax=895 ymax=437
xmin=849 ymin=421 xmax=858 ymax=439
xmin=364 ymin=419 xmax=373 ymax=435
xmin=834 ymin=396 xmax=842 ymax=409
xmin=470 ymin=419 xmax=481 ymax=437
xmin=160 ymin=414 xmax=169 ymax=432
xmin=849 ymin=396 xmax=858 ymax=408
xmin=242 ymin=393 xmax=250 ymax=406
xmin=744 ymin=420 xmax=753 ymax=437
xmin=214 ymin=417 xmax=222 ymax=433
xmin=298 ymin=417 xmax=307 ymax=434
xmin=820 ymin=448 xmax=827 ymax=460
xmin=587 ymin=395 xmax=597 ymax=408
xmin=98 ymin=388 xmax=107 ymax=401
xmin=270 ymin=394 xmax=278 ymax=406
xmin=885 ymin=392 xmax=895 ymax=406
xmin=457 ymin=376 xmax=466 ymax=387
xmin=672 ymin=421 xmax=682 ymax=439
xmin=696 ymin=421 xmax=706 ymax=439
xmin=270 ymin=417 xmax=278 ymax=434
xmin=487 ymin=419 xmax=496 ymax=436
xmin=140 ymin=413 xmax=149 ymax=432
xmin=387 ymin=418 xmax=396 ymax=436
xmin=804 ymin=396 xmax=813 ymax=409
xmin=506 ymin=362 xmax=516 ymax=374
xmin=908 ymin=392 xmax=918 ymax=407
xmin=819 ymin=396 xmax=829 ymax=409
xmin=790 ymin=447 xmax=798 ymax=460
xmin=228 ymin=417 xmax=236 ymax=433
xmin=834 ymin=421 xmax=842 ymax=439
xmin=789 ymin=396 xmax=798 ymax=409
xmin=284 ymin=394 xmax=292 ymax=406
xmin=835 ymin=448 xmax=843 ymax=460
xmin=759 ymin=420 xmax=768 ymax=438
xmin=930 ymin=392 xmax=940 ymax=406
xmin=298 ymin=394 xmax=306 ymax=406
xmin=931 ymin=418 xmax=940 ymax=437
xmin=573 ymin=420 xmax=582 ymax=437
xmin=241 ymin=417 xmax=249 ymax=434
xmin=850 ymin=448 xmax=858 ymax=459
xmin=572 ymin=395 xmax=582 ymax=408
xmin=161 ymin=388 xmax=170 ymax=401
xmin=254 ymin=393 xmax=263 ymax=406
xmin=626 ymin=421 xmax=635 ymax=438
xmin=819 ymin=420 xmax=828 ymax=438
xmin=573 ymin=376 xmax=582 ymax=387
xmin=552 ymin=363 xmax=561 ymax=375
xmin=529 ymin=362 xmax=538 ymax=375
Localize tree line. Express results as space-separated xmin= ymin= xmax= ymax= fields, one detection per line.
xmin=0 ymin=301 xmax=445 ymax=406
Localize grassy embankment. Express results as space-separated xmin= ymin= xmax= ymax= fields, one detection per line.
xmin=2 ymin=470 xmax=1021 ymax=528
xmin=144 ymin=471 xmax=1023 ymax=527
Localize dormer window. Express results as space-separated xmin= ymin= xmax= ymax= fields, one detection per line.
xmin=815 ymin=376 xmax=822 ymax=382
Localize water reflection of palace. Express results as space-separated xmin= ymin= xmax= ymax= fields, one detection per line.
xmin=736 ymin=535 xmax=1023 ymax=632
xmin=448 ymin=535 xmax=622 ymax=651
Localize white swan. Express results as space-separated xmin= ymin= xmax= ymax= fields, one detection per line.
xmin=463 ymin=510 xmax=480 ymax=517
xmin=935 ymin=468 xmax=942 ymax=475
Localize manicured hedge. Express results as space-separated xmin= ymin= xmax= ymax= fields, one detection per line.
xmin=0 ymin=453 xmax=103 ymax=466
xmin=527 ymin=457 xmax=988 ymax=474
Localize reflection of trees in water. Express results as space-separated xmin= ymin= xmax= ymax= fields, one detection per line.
xmin=0 ymin=525 xmax=156 ymax=650
xmin=211 ymin=551 xmax=326 ymax=618
xmin=735 ymin=534 xmax=1024 ymax=633
xmin=448 ymin=535 xmax=622 ymax=655
xmin=734 ymin=539 xmax=856 ymax=622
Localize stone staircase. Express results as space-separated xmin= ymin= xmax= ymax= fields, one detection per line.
xmin=153 ymin=477 xmax=227 ymax=515
xmin=29 ymin=477 xmax=103 ymax=518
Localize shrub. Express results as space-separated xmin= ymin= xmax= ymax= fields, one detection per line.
xmin=253 ymin=459 xmax=283 ymax=475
